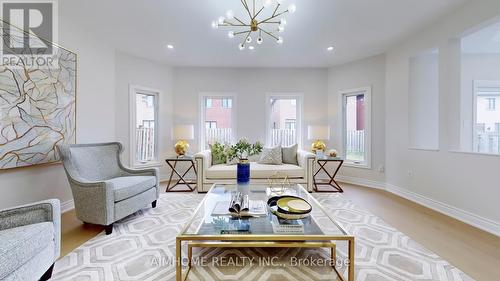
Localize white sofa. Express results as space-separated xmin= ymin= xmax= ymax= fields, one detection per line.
xmin=194 ymin=149 xmax=316 ymax=192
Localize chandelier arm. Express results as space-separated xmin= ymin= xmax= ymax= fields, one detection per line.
xmin=219 ymin=23 xmax=250 ymax=27
xmin=253 ymin=0 xmax=255 ymax=17
xmin=242 ymin=31 xmax=252 ymax=46
xmin=259 ymin=28 xmax=279 ymax=41
xmin=253 ymin=6 xmax=265 ymax=20
xmin=258 ymin=21 xmax=280 ymax=24
xmin=241 ymin=0 xmax=253 ymax=19
xmin=233 ymin=16 xmax=247 ymax=25
xmin=272 ymin=4 xmax=280 ymax=17
xmin=259 ymin=10 xmax=288 ymax=24
xmin=234 ymin=30 xmax=252 ymax=36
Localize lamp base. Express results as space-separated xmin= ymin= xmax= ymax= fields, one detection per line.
xmin=175 ymin=140 xmax=190 ymax=156
xmin=311 ymin=140 xmax=326 ymax=154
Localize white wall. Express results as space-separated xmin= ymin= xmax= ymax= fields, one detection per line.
xmin=173 ymin=67 xmax=329 ymax=151
xmin=327 ymin=55 xmax=386 ymax=184
xmin=0 ymin=4 xmax=117 ymax=209
xmin=115 ymin=52 xmax=174 ymax=178
xmin=385 ymin=0 xmax=500 ymax=231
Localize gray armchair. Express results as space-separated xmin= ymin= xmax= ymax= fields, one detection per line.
xmin=57 ymin=142 xmax=159 ymax=235
xmin=0 ymin=199 xmax=60 ymax=281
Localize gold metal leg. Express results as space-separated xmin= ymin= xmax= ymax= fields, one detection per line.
xmin=176 ymin=238 xmax=182 ymax=281
xmin=188 ymin=245 xmax=193 ymax=267
xmin=348 ymin=238 xmax=355 ymax=281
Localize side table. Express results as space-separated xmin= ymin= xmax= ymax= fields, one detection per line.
xmin=165 ymin=156 xmax=197 ymax=192
xmin=313 ymin=156 xmax=344 ymax=192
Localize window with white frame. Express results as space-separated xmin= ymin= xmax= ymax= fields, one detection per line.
xmin=201 ymin=95 xmax=235 ymax=148
xmin=267 ymin=95 xmax=302 ymax=147
xmin=341 ymin=87 xmax=371 ymax=167
xmin=130 ymin=86 xmax=159 ymax=166
xmin=460 ymin=20 xmax=500 ymax=154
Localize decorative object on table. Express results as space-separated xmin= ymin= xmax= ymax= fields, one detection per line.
xmin=172 ymin=125 xmax=195 ymax=156
xmin=267 ymin=195 xmax=312 ymax=220
xmin=211 ymin=0 xmax=296 ymax=51
xmin=237 ymin=159 xmax=251 ymax=184
xmin=308 ymin=125 xmax=330 ymax=155
xmin=328 ymin=149 xmax=338 ymax=157
xmin=267 ymin=171 xmax=291 ymax=194
xmin=258 ymin=146 xmax=283 ymax=165
xmin=0 ymin=20 xmax=76 ymax=170
xmin=165 ymin=156 xmax=197 ymax=192
xmin=313 ymin=156 xmax=344 ymax=192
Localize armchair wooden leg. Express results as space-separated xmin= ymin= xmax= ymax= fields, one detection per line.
xmin=105 ymin=224 xmax=113 ymax=235
xmin=152 ymin=200 xmax=157 ymax=208
xmin=40 ymin=263 xmax=54 ymax=281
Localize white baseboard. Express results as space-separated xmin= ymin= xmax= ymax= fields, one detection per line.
xmin=385 ymin=183 xmax=500 ymax=237
xmin=336 ymin=175 xmax=386 ymax=190
xmin=61 ymin=199 xmax=74 ymax=213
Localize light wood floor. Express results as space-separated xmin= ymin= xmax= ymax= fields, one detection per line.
xmin=61 ymin=182 xmax=500 ymax=281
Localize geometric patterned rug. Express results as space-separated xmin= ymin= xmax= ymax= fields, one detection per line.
xmin=52 ymin=193 xmax=474 ymax=281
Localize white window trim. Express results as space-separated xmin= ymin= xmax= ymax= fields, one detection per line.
xmin=339 ymin=86 xmax=372 ymax=169
xmin=199 ymin=92 xmax=237 ymax=151
xmin=129 ymin=84 xmax=161 ymax=168
xmin=472 ymin=80 xmax=500 ymax=152
xmin=265 ymin=93 xmax=304 ymax=147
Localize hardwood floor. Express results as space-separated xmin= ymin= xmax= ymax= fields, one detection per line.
xmin=60 ymin=182 xmax=500 ymax=280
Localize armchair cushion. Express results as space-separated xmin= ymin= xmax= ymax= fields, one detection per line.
xmin=0 ymin=222 xmax=54 ymax=279
xmin=111 ymin=176 xmax=157 ymax=202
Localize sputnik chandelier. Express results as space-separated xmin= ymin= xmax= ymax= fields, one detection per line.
xmin=211 ymin=0 xmax=296 ymax=50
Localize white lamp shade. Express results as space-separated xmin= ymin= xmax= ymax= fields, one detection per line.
xmin=173 ymin=125 xmax=194 ymax=140
xmin=308 ymin=126 xmax=330 ymax=140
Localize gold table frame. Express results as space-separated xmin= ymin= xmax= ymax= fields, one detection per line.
xmin=176 ymin=184 xmax=355 ymax=281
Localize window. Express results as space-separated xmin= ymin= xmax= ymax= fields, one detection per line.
xmin=267 ymin=95 xmax=302 ymax=146
xmin=408 ymin=48 xmax=439 ymax=150
xmin=486 ymin=98 xmax=496 ymax=111
xmin=222 ymin=98 xmax=232 ymax=108
xmin=341 ymin=87 xmax=371 ymax=167
xmin=205 ymin=121 xmax=217 ymax=129
xmin=472 ymin=81 xmax=500 ymax=154
xmin=130 ymin=86 xmax=159 ymax=166
xmin=460 ymin=20 xmax=500 ymax=154
xmin=200 ymin=95 xmax=236 ymax=148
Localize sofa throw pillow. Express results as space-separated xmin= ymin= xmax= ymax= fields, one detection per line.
xmin=258 ymin=146 xmax=283 ymax=165
xmin=281 ymin=144 xmax=298 ymax=165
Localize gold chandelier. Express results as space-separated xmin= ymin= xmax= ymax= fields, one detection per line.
xmin=212 ymin=0 xmax=296 ymax=50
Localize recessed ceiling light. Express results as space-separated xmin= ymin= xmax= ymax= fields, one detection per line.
xmin=167 ymin=44 xmax=174 ymax=49
xmin=327 ymin=46 xmax=334 ymax=52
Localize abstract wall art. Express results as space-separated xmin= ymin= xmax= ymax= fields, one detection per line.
xmin=0 ymin=20 xmax=76 ymax=169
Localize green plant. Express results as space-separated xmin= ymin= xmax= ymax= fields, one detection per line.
xmin=211 ymin=142 xmax=227 ymax=164
xmin=211 ymin=139 xmax=263 ymax=163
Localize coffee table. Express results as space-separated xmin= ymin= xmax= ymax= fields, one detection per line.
xmin=176 ymin=183 xmax=355 ymax=281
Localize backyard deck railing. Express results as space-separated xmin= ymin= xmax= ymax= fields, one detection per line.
xmin=271 ymin=129 xmax=296 ymax=147
xmin=136 ymin=127 xmax=155 ymax=162
xmin=476 ymin=132 xmax=500 ymax=154
xmin=205 ymin=128 xmax=233 ymax=146
xmin=346 ymin=130 xmax=365 ymax=154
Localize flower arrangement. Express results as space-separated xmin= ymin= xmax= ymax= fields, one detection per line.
xmin=211 ymin=139 xmax=263 ymax=164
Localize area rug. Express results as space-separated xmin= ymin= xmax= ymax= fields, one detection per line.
xmin=52 ymin=193 xmax=473 ymax=281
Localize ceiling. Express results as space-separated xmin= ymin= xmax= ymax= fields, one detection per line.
xmin=60 ymin=0 xmax=469 ymax=67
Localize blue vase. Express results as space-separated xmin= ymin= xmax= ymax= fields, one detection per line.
xmin=237 ymin=160 xmax=250 ymax=184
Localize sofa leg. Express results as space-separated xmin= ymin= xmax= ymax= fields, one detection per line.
xmin=105 ymin=224 xmax=113 ymax=235
xmin=152 ymin=200 xmax=157 ymax=208
xmin=40 ymin=263 xmax=54 ymax=281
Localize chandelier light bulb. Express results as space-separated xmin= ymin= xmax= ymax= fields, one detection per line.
xmin=263 ymin=0 xmax=273 ymax=8
xmin=278 ymin=25 xmax=285 ymax=33
xmin=246 ymin=36 xmax=252 ymax=43
xmin=257 ymin=37 xmax=263 ymax=44
xmin=238 ymin=43 xmax=245 ymax=50
xmin=218 ymin=16 xmax=225 ymax=25
xmin=288 ymin=4 xmax=296 ymax=13
xmin=277 ymin=0 xmax=285 ymax=5
xmin=280 ymin=18 xmax=287 ymax=26
xmin=226 ymin=10 xmax=234 ymax=20
xmin=277 ymin=37 xmax=284 ymax=44
xmin=228 ymin=31 xmax=235 ymax=38
xmin=249 ymin=46 xmax=255 ymax=50
xmin=211 ymin=21 xmax=218 ymax=29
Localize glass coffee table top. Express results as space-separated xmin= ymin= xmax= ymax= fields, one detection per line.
xmin=180 ymin=184 xmax=349 ymax=237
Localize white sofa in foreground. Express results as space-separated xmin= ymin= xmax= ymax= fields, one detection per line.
xmin=194 ymin=149 xmax=316 ymax=192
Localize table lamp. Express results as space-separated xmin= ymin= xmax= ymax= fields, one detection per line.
xmin=308 ymin=125 xmax=330 ymax=154
xmin=172 ymin=125 xmax=194 ymax=156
